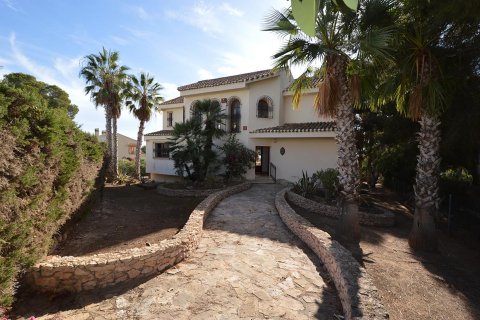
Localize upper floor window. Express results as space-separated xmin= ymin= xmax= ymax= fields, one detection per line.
xmin=257 ymin=96 xmax=273 ymax=119
xmin=229 ymin=98 xmax=241 ymax=133
xmin=128 ymin=145 xmax=135 ymax=154
xmin=167 ymin=111 xmax=173 ymax=127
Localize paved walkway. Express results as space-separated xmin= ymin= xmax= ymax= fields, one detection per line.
xmin=30 ymin=185 xmax=342 ymax=319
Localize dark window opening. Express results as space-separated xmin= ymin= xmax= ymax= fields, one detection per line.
xmin=167 ymin=112 xmax=173 ymax=127
xmin=154 ymin=143 xmax=172 ymax=158
xmin=257 ymin=97 xmax=273 ymax=118
xmin=229 ymin=99 xmax=241 ymax=133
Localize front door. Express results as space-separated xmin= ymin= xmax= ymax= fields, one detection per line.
xmin=255 ymin=146 xmax=270 ymax=175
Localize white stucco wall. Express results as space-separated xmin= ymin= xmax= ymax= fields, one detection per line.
xmin=252 ymin=137 xmax=337 ymax=182
xmin=144 ymin=137 xmax=177 ymax=177
xmin=283 ymin=92 xmax=334 ymax=124
xmin=161 ymin=106 xmax=184 ymax=129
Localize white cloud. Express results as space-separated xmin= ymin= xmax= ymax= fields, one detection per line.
xmin=1 ymin=0 xmax=20 ymax=12
xmin=160 ymin=82 xmax=180 ymax=100
xmin=111 ymin=35 xmax=129 ymax=46
xmin=219 ymin=3 xmax=243 ymax=17
xmin=135 ymin=6 xmax=149 ymax=20
xmin=197 ymin=68 xmax=213 ymax=79
xmin=166 ymin=1 xmax=223 ymax=35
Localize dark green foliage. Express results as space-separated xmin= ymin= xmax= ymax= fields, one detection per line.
xmin=0 ymin=73 xmax=103 ymax=306
xmin=440 ymin=167 xmax=473 ymax=196
xmin=219 ymin=134 xmax=256 ymax=181
xmin=170 ymin=99 xmax=226 ymax=182
xmin=293 ymin=171 xmax=317 ymax=198
xmin=313 ymin=169 xmax=339 ymax=199
xmin=357 ymin=107 xmax=418 ymax=193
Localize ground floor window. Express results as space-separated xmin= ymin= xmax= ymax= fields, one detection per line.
xmin=154 ymin=142 xmax=173 ymax=158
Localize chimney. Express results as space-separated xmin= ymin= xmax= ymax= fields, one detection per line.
xmin=95 ymin=128 xmax=99 ymax=138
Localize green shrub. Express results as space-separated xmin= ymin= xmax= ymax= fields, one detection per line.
xmin=293 ymin=171 xmax=317 ymax=198
xmin=440 ymin=167 xmax=473 ymax=196
xmin=118 ymin=158 xmax=146 ymax=178
xmin=313 ymin=168 xmax=339 ymax=199
xmin=220 ymin=134 xmax=256 ymax=181
xmin=0 ymin=73 xmax=103 ymax=307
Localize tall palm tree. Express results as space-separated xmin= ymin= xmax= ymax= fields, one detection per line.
xmin=126 ymin=72 xmax=164 ymax=179
xmin=371 ymin=0 xmax=461 ymax=250
xmin=265 ymin=0 xmax=394 ymax=239
xmin=79 ymin=48 xmax=129 ymax=179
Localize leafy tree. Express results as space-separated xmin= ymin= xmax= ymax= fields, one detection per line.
xmin=220 ymin=134 xmax=256 ymax=181
xmin=170 ymin=99 xmax=226 ymax=181
xmin=126 ymin=72 xmax=164 ymax=179
xmin=265 ymin=0 xmax=394 ymax=239
xmin=79 ymin=48 xmax=129 ymax=180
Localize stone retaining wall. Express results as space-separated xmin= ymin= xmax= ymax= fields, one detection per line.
xmin=25 ymin=182 xmax=252 ymax=293
xmin=276 ymin=188 xmax=389 ymax=320
xmin=156 ymin=185 xmax=223 ymax=197
xmin=287 ymin=191 xmax=395 ymax=227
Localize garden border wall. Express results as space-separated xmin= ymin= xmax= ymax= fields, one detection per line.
xmin=25 ymin=182 xmax=251 ymax=293
xmin=276 ymin=188 xmax=388 ymax=320
xmin=156 ymin=185 xmax=223 ymax=197
xmin=287 ymin=191 xmax=395 ymax=227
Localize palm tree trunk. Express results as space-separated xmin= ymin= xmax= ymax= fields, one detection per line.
xmin=333 ymin=55 xmax=361 ymax=241
xmin=112 ymin=116 xmax=119 ymax=178
xmin=105 ymin=106 xmax=114 ymax=180
xmin=409 ymin=114 xmax=441 ymax=251
xmin=135 ymin=120 xmax=145 ymax=180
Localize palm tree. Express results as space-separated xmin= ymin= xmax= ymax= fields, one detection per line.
xmin=192 ymin=99 xmax=226 ymax=178
xmin=79 ymin=48 xmax=129 ymax=179
xmin=371 ymin=0 xmax=460 ymax=250
xmin=170 ymin=99 xmax=226 ymax=181
xmin=126 ymin=72 xmax=164 ymax=179
xmin=265 ymin=0 xmax=394 ymax=239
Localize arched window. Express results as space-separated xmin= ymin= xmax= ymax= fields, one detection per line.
xmin=229 ymin=98 xmax=241 ymax=133
xmin=256 ymin=96 xmax=273 ymax=118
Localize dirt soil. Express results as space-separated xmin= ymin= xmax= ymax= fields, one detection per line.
xmin=52 ymin=184 xmax=203 ymax=256
xmin=289 ymin=188 xmax=480 ymax=320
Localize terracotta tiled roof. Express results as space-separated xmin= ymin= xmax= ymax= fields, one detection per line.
xmin=159 ymin=96 xmax=184 ymax=105
xmin=178 ymin=69 xmax=276 ymax=91
xmin=144 ymin=130 xmax=175 ymax=137
xmin=251 ymin=122 xmax=336 ymax=133
xmin=284 ymin=77 xmax=322 ymax=92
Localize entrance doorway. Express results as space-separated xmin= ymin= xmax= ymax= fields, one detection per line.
xmin=255 ymin=146 xmax=270 ymax=175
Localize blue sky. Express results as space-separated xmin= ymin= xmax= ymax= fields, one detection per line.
xmin=0 ymin=0 xmax=289 ymax=139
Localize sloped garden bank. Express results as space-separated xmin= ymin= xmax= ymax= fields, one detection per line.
xmin=24 ymin=182 xmax=251 ymax=294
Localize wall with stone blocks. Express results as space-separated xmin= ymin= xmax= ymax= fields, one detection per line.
xmin=276 ymin=188 xmax=389 ymax=320
xmin=25 ymin=182 xmax=252 ymax=293
xmin=286 ymin=191 xmax=395 ymax=227
xmin=156 ymin=185 xmax=223 ymax=197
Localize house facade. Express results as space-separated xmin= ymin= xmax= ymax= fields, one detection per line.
xmin=144 ymin=69 xmax=337 ymax=183
xmin=96 ymin=129 xmax=140 ymax=161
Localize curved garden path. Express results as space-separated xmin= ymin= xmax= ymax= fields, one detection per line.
xmin=23 ymin=184 xmax=342 ymax=319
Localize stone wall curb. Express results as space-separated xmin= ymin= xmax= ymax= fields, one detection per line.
xmin=156 ymin=185 xmax=223 ymax=197
xmin=276 ymin=188 xmax=389 ymax=320
xmin=286 ymin=191 xmax=395 ymax=227
xmin=25 ymin=182 xmax=252 ymax=293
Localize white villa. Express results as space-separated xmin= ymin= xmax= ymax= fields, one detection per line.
xmin=144 ymin=69 xmax=337 ymax=183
